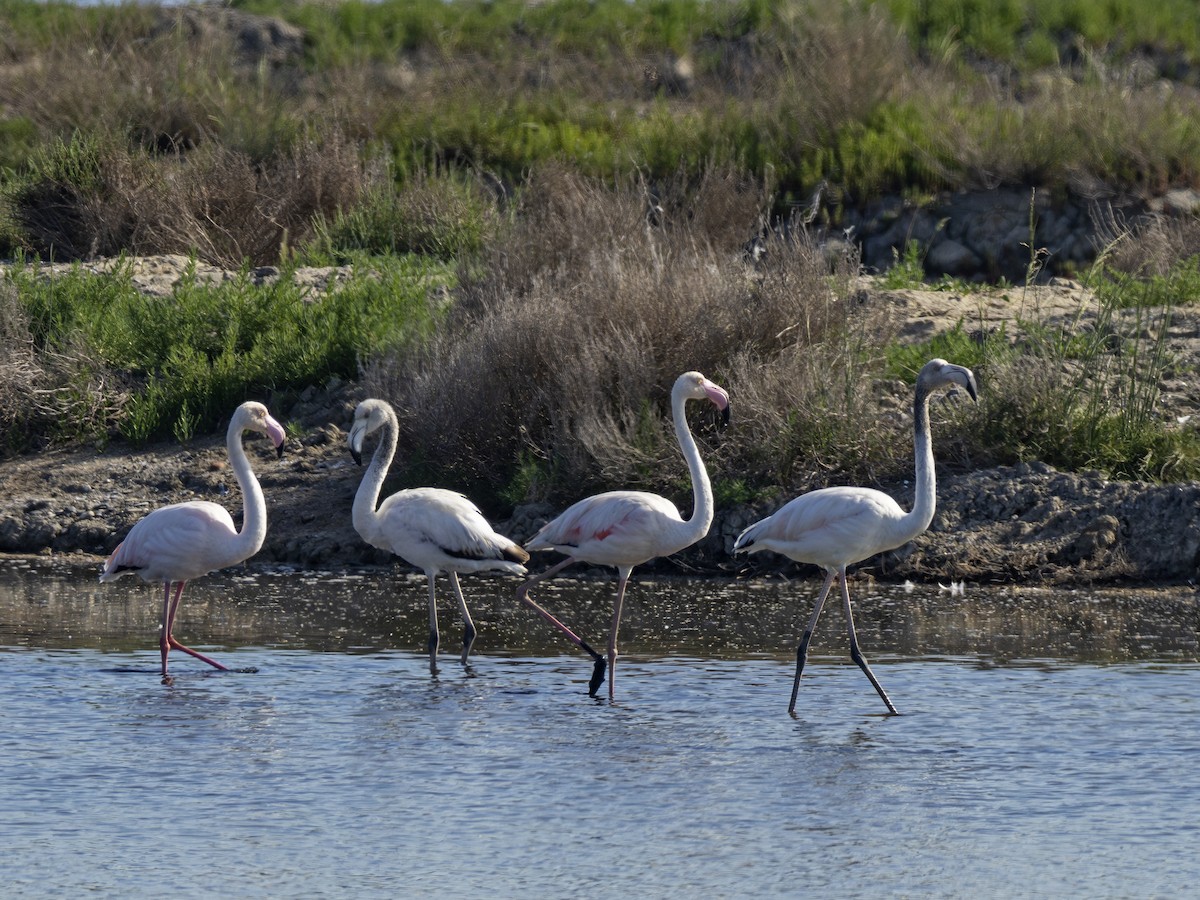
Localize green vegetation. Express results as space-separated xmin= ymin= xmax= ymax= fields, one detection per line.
xmin=4 ymin=0 xmax=1200 ymax=506
xmin=2 ymin=255 xmax=447 ymax=449
xmin=6 ymin=0 xmax=1200 ymax=243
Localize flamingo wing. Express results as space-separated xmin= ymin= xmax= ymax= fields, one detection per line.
xmin=101 ymin=501 xmax=240 ymax=584
xmin=735 ymin=486 xmax=907 ymax=569
xmin=527 ymin=490 xmax=686 ymax=566
xmin=374 ymin=487 xmax=528 ymax=573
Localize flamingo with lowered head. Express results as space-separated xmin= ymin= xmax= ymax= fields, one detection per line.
xmin=100 ymin=401 xmax=286 ymax=679
xmin=348 ymin=398 xmax=530 ymax=666
xmin=733 ymin=358 xmax=977 ymax=715
xmin=517 ymin=371 xmax=730 ymax=699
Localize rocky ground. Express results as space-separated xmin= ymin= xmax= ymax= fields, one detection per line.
xmin=3 ymin=256 xmax=1200 ymax=587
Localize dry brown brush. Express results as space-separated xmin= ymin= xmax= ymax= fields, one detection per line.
xmin=11 ymin=132 xmax=367 ymax=267
xmin=0 ymin=279 xmax=124 ymax=453
xmin=363 ymin=166 xmax=900 ymax=508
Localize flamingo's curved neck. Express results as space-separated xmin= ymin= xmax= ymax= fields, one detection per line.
xmin=673 ymin=388 xmax=715 ymax=545
xmin=900 ymin=382 xmax=937 ymax=540
xmin=227 ymin=417 xmax=269 ymax=561
xmin=353 ymin=410 xmax=397 ymax=538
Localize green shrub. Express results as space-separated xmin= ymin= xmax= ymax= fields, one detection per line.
xmin=6 ymin=255 xmax=447 ymax=445
xmin=304 ymin=169 xmax=497 ymax=263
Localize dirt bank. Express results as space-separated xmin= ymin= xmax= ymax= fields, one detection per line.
xmin=3 ymin=260 xmax=1200 ymax=586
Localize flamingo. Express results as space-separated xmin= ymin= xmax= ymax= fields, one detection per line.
xmin=99 ymin=401 xmax=286 ymax=679
xmin=348 ymin=398 xmax=530 ymax=666
xmin=733 ymin=358 xmax=977 ymax=715
xmin=516 ymin=371 xmax=731 ymax=699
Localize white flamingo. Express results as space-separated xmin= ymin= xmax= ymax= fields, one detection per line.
xmin=348 ymin=398 xmax=530 ymax=666
xmin=733 ymin=358 xmax=977 ymax=715
xmin=100 ymin=401 xmax=286 ymax=679
xmin=516 ymin=371 xmax=731 ymax=699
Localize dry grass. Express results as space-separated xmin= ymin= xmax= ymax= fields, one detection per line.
xmin=364 ymin=165 xmax=896 ymax=505
xmin=0 ymin=279 xmax=125 ymax=453
xmin=1102 ymin=209 xmax=1200 ymax=276
xmin=4 ymin=2 xmax=1200 ymax=270
xmin=0 ymin=280 xmax=35 ymax=443
xmin=11 ymin=132 xmax=367 ymax=267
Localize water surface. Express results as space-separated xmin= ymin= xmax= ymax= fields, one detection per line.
xmin=2 ymin=560 xmax=1198 ymax=897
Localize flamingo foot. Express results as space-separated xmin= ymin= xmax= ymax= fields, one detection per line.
xmin=460 ymin=623 xmax=477 ymax=665
xmin=588 ymin=657 xmax=607 ymax=697
xmin=168 ymin=637 xmax=229 ymax=671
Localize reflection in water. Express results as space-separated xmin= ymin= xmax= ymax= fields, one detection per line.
xmin=2 ymin=557 xmax=1198 ymax=664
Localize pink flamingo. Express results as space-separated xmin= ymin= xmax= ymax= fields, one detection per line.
xmin=733 ymin=358 xmax=977 ymax=715
xmin=348 ymin=398 xmax=530 ymax=666
xmin=517 ymin=371 xmax=730 ymax=699
xmin=100 ymin=401 xmax=286 ymax=679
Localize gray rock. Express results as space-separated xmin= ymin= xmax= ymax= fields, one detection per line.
xmin=926 ymin=238 xmax=982 ymax=277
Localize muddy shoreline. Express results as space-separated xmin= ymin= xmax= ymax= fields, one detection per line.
xmin=3 ymin=419 xmax=1199 ymax=587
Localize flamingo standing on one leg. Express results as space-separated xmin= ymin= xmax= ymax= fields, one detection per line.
xmin=99 ymin=401 xmax=286 ymax=680
xmin=733 ymin=358 xmax=977 ymax=716
xmin=348 ymin=398 xmax=530 ymax=667
xmin=516 ymin=371 xmax=731 ymax=700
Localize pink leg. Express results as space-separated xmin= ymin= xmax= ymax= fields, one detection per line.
xmin=160 ymin=580 xmax=228 ymax=675
xmin=606 ymin=566 xmax=632 ymax=701
xmin=516 ymin=557 xmax=607 ymax=695
xmin=425 ymin=573 xmax=441 ymax=667
xmin=159 ymin=582 xmax=176 ymax=676
xmin=447 ymin=572 xmax=477 ymax=664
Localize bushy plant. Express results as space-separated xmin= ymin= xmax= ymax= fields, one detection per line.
xmin=890 ymin=259 xmax=1200 ymax=483
xmin=6 ymin=255 xmax=446 ymax=445
xmin=362 ymin=165 xmax=897 ymax=507
xmin=4 ymin=132 xmax=368 ymax=267
xmin=304 ymin=167 xmax=498 ymax=263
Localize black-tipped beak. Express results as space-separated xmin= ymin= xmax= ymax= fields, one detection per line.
xmin=720 ymin=404 xmax=732 ymax=428
xmin=961 ymin=369 xmax=979 ymax=403
xmin=348 ymin=423 xmax=366 ymax=465
xmin=276 ymin=443 xmax=285 ymax=460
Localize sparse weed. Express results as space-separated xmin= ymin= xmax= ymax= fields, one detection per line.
xmin=881 ymin=241 xmax=927 ymax=289
xmin=304 ymin=167 xmax=498 ymax=264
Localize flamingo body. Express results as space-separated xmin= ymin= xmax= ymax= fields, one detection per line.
xmin=518 ymin=371 xmax=730 ymax=699
xmin=733 ymin=485 xmax=912 ymax=571
xmin=735 ymin=358 xmax=978 ymax=715
xmin=362 ymin=486 xmax=529 ymax=578
xmin=100 ymin=401 xmax=286 ymax=678
xmin=349 ymin=399 xmax=529 ymax=665
xmin=103 ymin=502 xmax=243 ymax=583
xmin=525 ymin=489 xmax=695 ymax=568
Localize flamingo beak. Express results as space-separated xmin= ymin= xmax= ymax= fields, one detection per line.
xmin=952 ymin=365 xmax=979 ymax=403
xmin=704 ymin=380 xmax=732 ymax=427
xmin=348 ymin=423 xmax=365 ymax=466
xmin=264 ymin=415 xmax=287 ymax=459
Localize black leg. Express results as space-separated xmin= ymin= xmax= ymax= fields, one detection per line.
xmin=840 ymin=574 xmax=899 ymax=715
xmin=789 ymin=569 xmax=836 ymax=715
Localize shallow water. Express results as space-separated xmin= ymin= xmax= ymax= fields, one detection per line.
xmin=2 ymin=559 xmax=1199 ymax=897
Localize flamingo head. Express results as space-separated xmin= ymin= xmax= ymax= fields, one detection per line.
xmin=348 ymin=398 xmax=395 ymax=466
xmin=918 ymin=358 xmax=978 ymax=403
xmin=674 ymin=371 xmax=732 ymax=426
xmin=235 ymin=401 xmax=287 ymax=459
